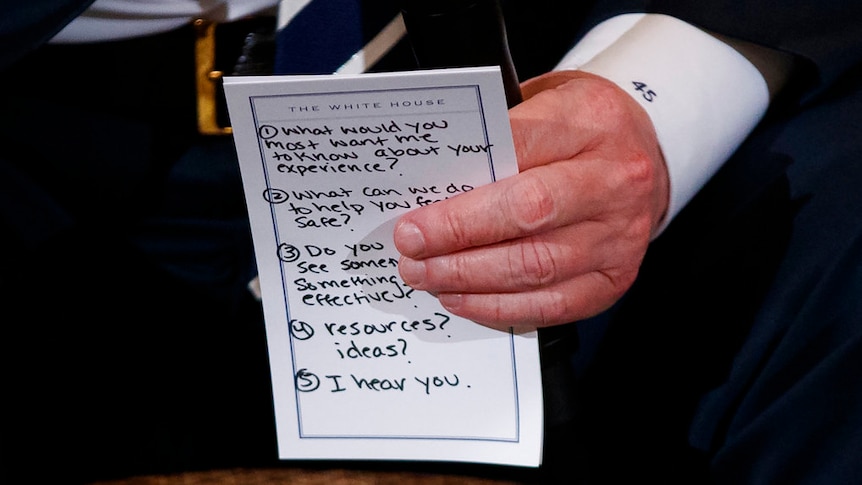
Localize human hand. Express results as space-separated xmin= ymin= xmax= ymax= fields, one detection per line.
xmin=393 ymin=70 xmax=669 ymax=331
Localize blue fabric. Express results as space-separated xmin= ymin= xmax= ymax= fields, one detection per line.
xmin=275 ymin=0 xmax=363 ymax=74
xmin=0 ymin=0 xmax=95 ymax=69
xmin=552 ymin=68 xmax=862 ymax=485
xmin=274 ymin=0 xmax=402 ymax=74
xmin=3 ymin=1 xmax=862 ymax=483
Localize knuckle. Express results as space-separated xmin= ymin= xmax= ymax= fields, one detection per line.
xmin=618 ymin=149 xmax=657 ymax=193
xmin=533 ymin=291 xmax=570 ymax=328
xmin=442 ymin=208 xmax=473 ymax=248
xmin=509 ymin=237 xmax=559 ymax=288
xmin=505 ymin=172 xmax=557 ymax=232
xmin=628 ymin=212 xmax=654 ymax=243
xmin=443 ymin=255 xmax=473 ymax=288
xmin=599 ymin=267 xmax=639 ymax=301
xmin=588 ymin=79 xmax=630 ymax=120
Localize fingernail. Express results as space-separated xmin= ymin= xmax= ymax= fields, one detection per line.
xmin=438 ymin=293 xmax=462 ymax=311
xmin=398 ymin=258 xmax=426 ymax=287
xmin=394 ymin=221 xmax=426 ymax=256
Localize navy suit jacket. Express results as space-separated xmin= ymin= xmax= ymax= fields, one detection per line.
xmin=0 ymin=0 xmax=96 ymax=70
xmin=2 ymin=2 xmax=861 ymax=484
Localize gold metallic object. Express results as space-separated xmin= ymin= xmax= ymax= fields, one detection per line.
xmin=194 ymin=19 xmax=232 ymax=135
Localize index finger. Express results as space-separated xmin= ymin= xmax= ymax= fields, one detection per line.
xmin=392 ymin=155 xmax=610 ymax=259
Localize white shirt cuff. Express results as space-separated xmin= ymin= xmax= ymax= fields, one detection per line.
xmin=555 ymin=14 xmax=770 ymax=235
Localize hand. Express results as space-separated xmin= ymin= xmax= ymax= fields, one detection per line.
xmin=393 ymin=70 xmax=669 ymax=331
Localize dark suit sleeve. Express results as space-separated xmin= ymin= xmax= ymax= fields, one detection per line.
xmin=644 ymin=1 xmax=862 ymax=101
xmin=569 ymin=1 xmax=861 ymax=103
xmin=557 ymin=3 xmax=862 ymax=485
xmin=0 ymin=0 xmax=96 ymax=70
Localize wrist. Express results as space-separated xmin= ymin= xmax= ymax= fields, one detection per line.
xmin=557 ymin=14 xmax=770 ymax=236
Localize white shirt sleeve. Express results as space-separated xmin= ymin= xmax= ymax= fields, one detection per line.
xmin=554 ymin=14 xmax=770 ymax=235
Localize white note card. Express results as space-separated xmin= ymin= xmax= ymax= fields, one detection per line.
xmin=223 ymin=67 xmax=543 ymax=467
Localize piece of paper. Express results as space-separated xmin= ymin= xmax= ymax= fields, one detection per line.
xmin=223 ymin=67 xmax=543 ymax=467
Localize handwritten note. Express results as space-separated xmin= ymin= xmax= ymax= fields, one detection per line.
xmin=223 ymin=67 xmax=543 ymax=467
